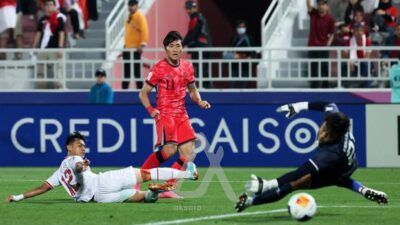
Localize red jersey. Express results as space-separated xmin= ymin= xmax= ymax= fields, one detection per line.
xmin=308 ymin=9 xmax=335 ymax=46
xmin=0 ymin=0 xmax=16 ymax=7
xmin=146 ymin=59 xmax=195 ymax=116
xmin=384 ymin=6 xmax=398 ymax=28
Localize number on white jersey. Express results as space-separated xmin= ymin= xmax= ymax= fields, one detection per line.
xmin=343 ymin=132 xmax=356 ymax=165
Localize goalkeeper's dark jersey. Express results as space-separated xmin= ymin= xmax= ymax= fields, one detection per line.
xmin=309 ymin=103 xmax=357 ymax=178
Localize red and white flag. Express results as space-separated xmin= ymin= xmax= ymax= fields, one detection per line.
xmin=0 ymin=0 xmax=17 ymax=33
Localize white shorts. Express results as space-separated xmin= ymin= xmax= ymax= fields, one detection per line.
xmin=94 ymin=166 xmax=139 ymax=203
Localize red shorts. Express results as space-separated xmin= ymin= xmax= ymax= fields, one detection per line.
xmin=155 ymin=115 xmax=196 ymax=148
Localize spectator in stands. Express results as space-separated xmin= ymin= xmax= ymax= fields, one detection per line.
xmin=87 ymin=0 xmax=98 ymax=21
xmin=228 ymin=20 xmax=255 ymax=88
xmin=306 ymin=0 xmax=335 ymax=88
xmin=123 ymin=0 xmax=148 ymax=89
xmin=78 ymin=0 xmax=89 ymax=30
xmin=89 ymin=69 xmax=114 ymax=104
xmin=362 ymin=0 xmax=380 ymax=15
xmin=182 ymin=0 xmax=213 ymax=88
xmin=328 ymin=0 xmax=348 ymax=24
xmin=345 ymin=0 xmax=364 ymax=25
xmin=14 ymin=0 xmax=38 ymax=59
xmin=32 ymin=0 xmax=66 ymax=89
xmin=372 ymin=0 xmax=398 ymax=34
xmin=382 ymin=24 xmax=400 ymax=59
xmin=0 ymin=0 xmax=17 ymax=60
xmin=333 ymin=23 xmax=352 ymax=47
xmin=333 ymin=23 xmax=351 ymax=78
xmin=350 ymin=9 xmax=369 ymax=36
xmin=64 ymin=0 xmax=85 ymax=39
xmin=349 ymin=23 xmax=373 ymax=87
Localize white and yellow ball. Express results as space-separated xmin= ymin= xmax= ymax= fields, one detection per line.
xmin=287 ymin=192 xmax=317 ymax=221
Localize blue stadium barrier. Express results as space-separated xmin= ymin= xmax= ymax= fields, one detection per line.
xmin=0 ymin=103 xmax=366 ymax=167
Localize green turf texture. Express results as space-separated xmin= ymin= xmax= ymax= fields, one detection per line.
xmin=0 ymin=167 xmax=398 ymax=225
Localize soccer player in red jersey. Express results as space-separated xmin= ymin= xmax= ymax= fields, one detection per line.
xmin=139 ymin=31 xmax=211 ymax=198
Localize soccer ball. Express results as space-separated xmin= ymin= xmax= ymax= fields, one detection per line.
xmin=287 ymin=193 xmax=317 ymax=221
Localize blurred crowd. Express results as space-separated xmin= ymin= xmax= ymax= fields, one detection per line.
xmin=307 ymin=0 xmax=400 ymax=88
xmin=0 ymin=0 xmax=100 ymax=60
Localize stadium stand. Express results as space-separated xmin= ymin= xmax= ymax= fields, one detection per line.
xmin=1 ymin=0 xmax=399 ymax=90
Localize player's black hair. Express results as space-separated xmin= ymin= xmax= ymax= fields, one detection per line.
xmin=65 ymin=131 xmax=86 ymax=148
xmin=45 ymin=0 xmax=56 ymax=5
xmin=163 ymin=31 xmax=183 ymax=48
xmin=324 ymin=112 xmax=350 ymax=141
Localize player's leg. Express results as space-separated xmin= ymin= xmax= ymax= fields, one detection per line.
xmin=337 ymin=178 xmax=388 ymax=204
xmin=237 ymin=160 xmax=321 ymax=212
xmin=160 ymin=118 xmax=197 ymax=193
xmin=171 ymin=118 xmax=197 ymax=177
xmin=141 ymin=117 xmax=178 ymax=170
xmin=245 ymin=160 xmax=316 ymax=195
xmin=236 ymin=173 xmax=313 ymax=212
xmin=95 ymin=188 xmax=159 ymax=203
xmin=141 ymin=143 xmax=177 ymax=169
xmin=138 ymin=166 xmax=198 ymax=183
xmin=124 ymin=190 xmax=160 ymax=203
xmin=168 ymin=141 xmax=196 ymax=182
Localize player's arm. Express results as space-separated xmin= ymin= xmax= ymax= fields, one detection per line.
xmin=75 ymin=158 xmax=90 ymax=173
xmin=306 ymin=0 xmax=314 ymax=13
xmin=277 ymin=102 xmax=338 ymax=118
xmin=5 ymin=182 xmax=52 ymax=203
xmin=188 ymin=82 xmax=211 ymax=109
xmin=139 ymin=82 xmax=160 ymax=117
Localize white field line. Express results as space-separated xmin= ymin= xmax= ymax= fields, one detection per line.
xmin=138 ymin=205 xmax=400 ymax=225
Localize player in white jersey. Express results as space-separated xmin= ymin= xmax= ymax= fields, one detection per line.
xmin=5 ymin=132 xmax=198 ymax=203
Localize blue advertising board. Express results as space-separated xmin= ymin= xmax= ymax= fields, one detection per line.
xmin=0 ymin=104 xmax=366 ymax=167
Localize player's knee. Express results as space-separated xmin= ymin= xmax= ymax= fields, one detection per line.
xmin=162 ymin=144 xmax=177 ymax=157
xmin=291 ymin=174 xmax=312 ymax=190
xmin=180 ymin=150 xmax=195 ymax=161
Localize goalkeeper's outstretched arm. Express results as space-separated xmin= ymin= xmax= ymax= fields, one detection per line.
xmin=277 ymin=102 xmax=338 ymax=118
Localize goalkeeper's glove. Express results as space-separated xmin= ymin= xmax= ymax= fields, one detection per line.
xmin=276 ymin=102 xmax=308 ymax=119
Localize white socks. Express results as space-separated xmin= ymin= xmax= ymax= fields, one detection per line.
xmin=262 ymin=179 xmax=279 ymax=193
xmin=149 ymin=168 xmax=190 ymax=181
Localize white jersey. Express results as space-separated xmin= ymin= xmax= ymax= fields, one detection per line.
xmin=46 ymin=156 xmax=98 ymax=202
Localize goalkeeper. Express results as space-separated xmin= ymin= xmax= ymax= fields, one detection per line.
xmin=236 ymin=102 xmax=388 ymax=212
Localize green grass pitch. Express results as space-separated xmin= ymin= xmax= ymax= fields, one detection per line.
xmin=0 ymin=167 xmax=399 ymax=225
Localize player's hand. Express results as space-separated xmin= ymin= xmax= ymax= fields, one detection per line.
xmin=83 ymin=158 xmax=90 ymax=167
xmin=198 ymin=100 xmax=211 ymax=109
xmin=276 ymin=104 xmax=298 ymax=119
xmin=151 ymin=109 xmax=160 ymax=118
xmin=4 ymin=195 xmax=13 ymax=203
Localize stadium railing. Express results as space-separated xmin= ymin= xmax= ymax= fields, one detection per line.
xmin=105 ymin=0 xmax=128 ymax=50
xmin=0 ymin=47 xmax=396 ymax=90
xmin=261 ymin=0 xmax=295 ymax=47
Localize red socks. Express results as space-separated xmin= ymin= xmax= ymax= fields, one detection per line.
xmin=141 ymin=150 xmax=168 ymax=169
